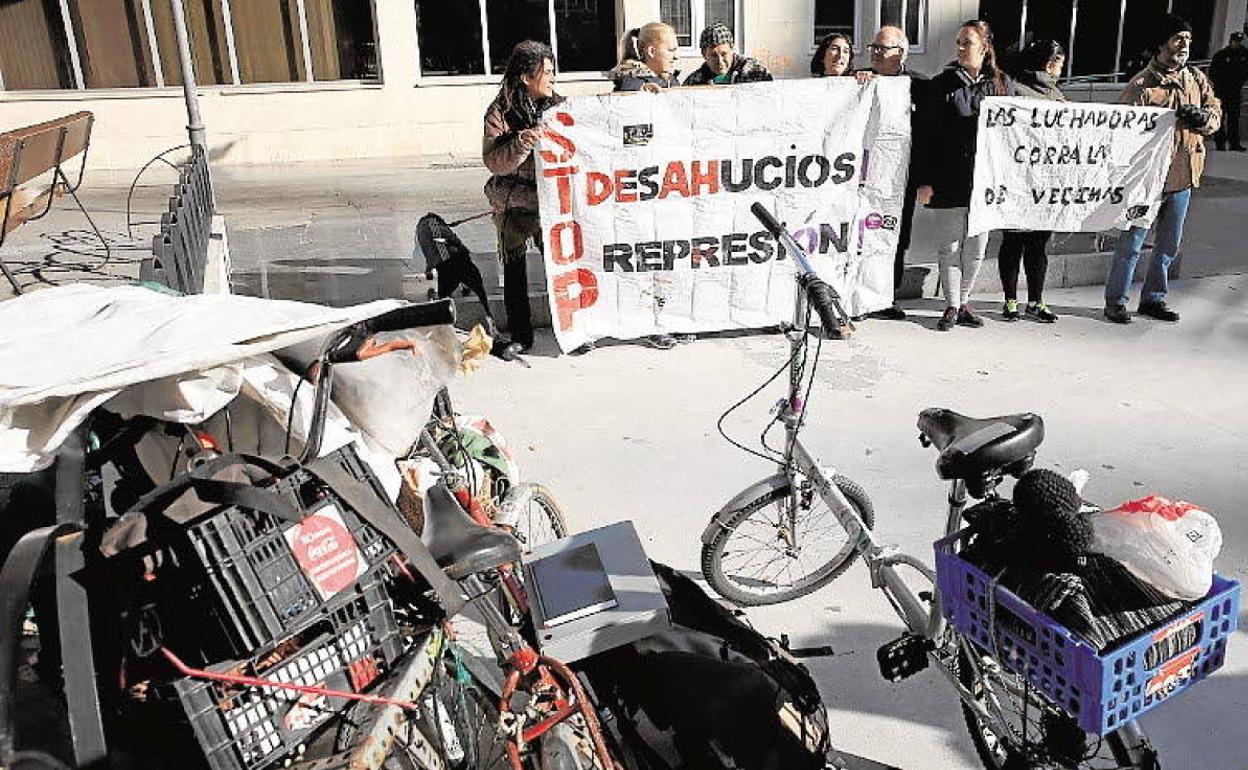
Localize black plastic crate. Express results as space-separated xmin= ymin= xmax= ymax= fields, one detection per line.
xmin=144 ymin=572 xmax=406 ymax=770
xmin=120 ymin=445 xmax=401 ymax=662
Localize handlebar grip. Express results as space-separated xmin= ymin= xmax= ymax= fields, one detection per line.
xmin=800 ymin=275 xmax=842 ymax=334
xmin=364 ymin=299 xmax=456 ymax=334
xmin=750 ymin=202 xmax=782 ymax=238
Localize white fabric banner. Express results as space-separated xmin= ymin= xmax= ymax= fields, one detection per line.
xmin=967 ymin=97 xmax=1177 ymax=237
xmin=534 ymin=78 xmax=911 ymax=352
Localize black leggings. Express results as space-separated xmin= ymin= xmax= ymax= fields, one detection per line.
xmin=997 ymin=230 xmax=1052 ymax=303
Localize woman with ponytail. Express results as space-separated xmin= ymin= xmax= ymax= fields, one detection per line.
xmin=914 ymin=19 xmax=1015 ymax=331
xmin=608 ymin=22 xmax=680 ymax=95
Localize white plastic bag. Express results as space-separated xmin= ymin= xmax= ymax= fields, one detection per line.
xmin=1089 ymin=495 xmax=1222 ymax=600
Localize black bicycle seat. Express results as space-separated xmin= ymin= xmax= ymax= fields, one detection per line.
xmin=917 ymin=408 xmax=1044 ymax=483
xmin=421 ymin=484 xmax=522 ymax=580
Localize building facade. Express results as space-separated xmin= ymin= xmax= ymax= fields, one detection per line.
xmin=1 ymin=0 xmax=1243 ymax=169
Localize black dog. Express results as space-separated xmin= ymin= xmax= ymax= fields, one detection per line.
xmin=415 ymin=212 xmax=497 ymax=336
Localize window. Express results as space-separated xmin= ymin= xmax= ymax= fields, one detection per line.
xmin=661 ymin=0 xmax=737 ymax=51
xmin=0 ymin=0 xmax=379 ymax=91
xmin=813 ymin=0 xmax=854 ymax=46
xmin=0 ymin=0 xmax=76 ymax=90
xmin=415 ymin=0 xmax=618 ymax=77
xmin=879 ymin=0 xmax=925 ymax=50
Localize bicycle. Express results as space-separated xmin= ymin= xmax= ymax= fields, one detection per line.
xmin=698 ymin=204 xmax=1160 ymax=770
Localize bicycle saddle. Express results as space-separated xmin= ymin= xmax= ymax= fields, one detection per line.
xmin=421 ymin=484 xmax=522 ymax=580
xmin=917 ymin=408 xmax=1044 ymax=486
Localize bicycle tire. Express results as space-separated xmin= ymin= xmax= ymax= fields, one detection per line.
xmin=514 ymin=483 xmax=570 ymax=549
xmin=700 ymin=473 xmax=874 ymax=606
xmin=957 ymin=641 xmax=1160 ymax=770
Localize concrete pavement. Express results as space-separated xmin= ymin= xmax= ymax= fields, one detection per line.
xmin=448 ymin=274 xmax=1248 ymax=770
xmin=1 ymin=141 xmax=1247 ymax=769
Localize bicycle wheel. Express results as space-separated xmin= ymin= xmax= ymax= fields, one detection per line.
xmin=510 ymin=483 xmax=569 ymax=550
xmin=958 ymin=642 xmax=1160 ymax=770
xmin=701 ymin=473 xmax=874 ymax=605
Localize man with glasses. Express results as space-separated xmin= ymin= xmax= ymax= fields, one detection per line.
xmin=863 ymin=26 xmax=927 ymax=321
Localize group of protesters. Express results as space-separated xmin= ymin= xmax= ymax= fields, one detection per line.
xmin=482 ymin=12 xmax=1226 ymax=354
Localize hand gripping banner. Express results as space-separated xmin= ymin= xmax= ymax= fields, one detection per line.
xmin=535 ymin=78 xmax=912 ymax=352
xmin=967 ymin=97 xmax=1176 ymax=237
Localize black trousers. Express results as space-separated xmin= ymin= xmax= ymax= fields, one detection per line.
xmin=494 ymin=210 xmax=542 ymax=347
xmin=893 ymin=181 xmax=919 ymax=292
xmin=1214 ymin=86 xmax=1243 ymax=148
xmin=997 ymin=230 xmax=1052 ymax=303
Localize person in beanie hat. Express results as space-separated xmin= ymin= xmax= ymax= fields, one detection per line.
xmin=683 ymin=23 xmax=773 ymax=86
xmin=1103 ymin=14 xmax=1221 ymax=324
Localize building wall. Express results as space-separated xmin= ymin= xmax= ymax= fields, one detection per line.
xmin=0 ymin=0 xmax=1239 ymax=170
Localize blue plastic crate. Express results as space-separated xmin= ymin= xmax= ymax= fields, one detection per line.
xmin=935 ymin=529 xmax=1240 ymax=736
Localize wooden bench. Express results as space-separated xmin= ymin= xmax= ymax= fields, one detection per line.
xmin=0 ymin=111 xmax=104 ymax=295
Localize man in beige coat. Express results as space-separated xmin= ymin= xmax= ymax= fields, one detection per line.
xmin=1104 ymin=15 xmax=1221 ymax=324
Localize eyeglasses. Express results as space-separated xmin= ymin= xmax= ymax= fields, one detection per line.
xmin=868 ymin=44 xmax=904 ymax=54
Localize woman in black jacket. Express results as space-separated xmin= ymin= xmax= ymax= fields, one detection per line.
xmin=915 ymin=19 xmax=1015 ymax=331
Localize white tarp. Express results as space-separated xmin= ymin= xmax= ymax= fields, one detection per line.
xmin=0 ymin=284 xmax=457 ymax=473
xmin=967 ymin=97 xmax=1176 ymax=237
xmin=534 ymin=78 xmax=912 ymax=352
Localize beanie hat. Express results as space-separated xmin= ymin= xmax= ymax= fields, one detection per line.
xmin=700 ymin=23 xmax=734 ymax=51
xmin=1154 ymin=14 xmax=1193 ymax=50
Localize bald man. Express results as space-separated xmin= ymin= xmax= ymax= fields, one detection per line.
xmin=866 ymin=25 xmax=928 ymax=320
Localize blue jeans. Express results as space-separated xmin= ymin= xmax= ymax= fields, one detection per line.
xmin=1105 ymin=188 xmax=1191 ymax=307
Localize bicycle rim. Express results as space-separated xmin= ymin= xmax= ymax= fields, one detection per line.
xmin=701 ymin=474 xmax=873 ymax=605
xmin=958 ymin=643 xmax=1158 ymax=770
xmin=512 ymin=484 xmax=569 ymax=550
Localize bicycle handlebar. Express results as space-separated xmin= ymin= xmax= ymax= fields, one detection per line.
xmin=325 ymin=299 xmax=456 ymax=364
xmin=749 ymin=202 xmax=847 ymax=333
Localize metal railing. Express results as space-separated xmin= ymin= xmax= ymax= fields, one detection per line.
xmin=146 ymin=145 xmax=214 ymax=294
xmin=1058 ymin=58 xmax=1214 ymax=100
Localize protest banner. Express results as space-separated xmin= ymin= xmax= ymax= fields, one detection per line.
xmin=534 ymin=78 xmax=911 ymax=352
xmin=967 ymin=97 xmax=1176 ymax=237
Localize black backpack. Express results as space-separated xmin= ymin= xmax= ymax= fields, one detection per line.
xmin=580 ymin=562 xmax=832 ymax=770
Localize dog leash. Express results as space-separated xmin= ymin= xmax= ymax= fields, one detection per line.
xmin=446 ymin=210 xmax=493 ymax=227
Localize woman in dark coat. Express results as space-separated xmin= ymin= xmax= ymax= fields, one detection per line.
xmin=482 ymin=41 xmax=561 ymax=353
xmin=998 ymin=39 xmax=1066 ymax=323
xmin=914 ymin=19 xmax=1016 ymax=331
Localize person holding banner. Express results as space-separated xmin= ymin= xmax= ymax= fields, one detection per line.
xmin=998 ymin=39 xmax=1066 ymax=324
xmin=811 ymin=33 xmax=856 ymax=78
xmin=864 ymin=25 xmax=926 ymax=322
xmin=683 ymin=23 xmax=773 ymax=86
xmin=1104 ymin=15 xmax=1221 ymax=325
xmin=914 ymin=20 xmax=1015 ymax=332
xmin=483 ymin=41 xmax=563 ymax=354
xmin=609 ymin=23 xmax=681 ymax=95
xmin=606 ymin=22 xmax=683 ymax=349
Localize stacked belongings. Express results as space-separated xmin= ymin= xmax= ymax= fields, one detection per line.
xmin=958 ymin=469 xmax=1219 ymax=652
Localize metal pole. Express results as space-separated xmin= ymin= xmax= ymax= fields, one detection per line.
xmin=169 ymin=0 xmax=207 ymax=151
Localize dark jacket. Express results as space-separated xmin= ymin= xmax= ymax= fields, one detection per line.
xmin=607 ymin=60 xmax=677 ymax=92
xmin=1013 ymin=70 xmax=1066 ymax=101
xmin=1209 ymin=44 xmax=1248 ymax=92
xmin=915 ymin=65 xmax=1016 ymax=208
xmin=482 ymin=90 xmax=564 ymax=215
xmin=682 ymin=55 xmax=773 ymax=86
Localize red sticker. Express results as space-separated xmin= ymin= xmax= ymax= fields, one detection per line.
xmin=285 ymin=505 xmax=366 ymax=600
xmin=1146 ymin=648 xmax=1200 ymax=698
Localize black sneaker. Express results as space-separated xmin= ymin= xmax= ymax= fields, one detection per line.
xmin=1137 ymin=300 xmax=1179 ymax=322
xmin=1025 ymin=302 xmax=1058 ymax=323
xmin=1002 ymin=300 xmax=1020 ymax=322
xmin=674 ymin=333 xmax=697 ymax=343
xmin=956 ymin=305 xmax=984 ymax=328
xmin=868 ymin=305 xmax=907 ymax=321
xmin=644 ymin=334 xmax=677 ymax=350
xmin=1103 ymin=304 xmax=1132 ymax=324
xmin=936 ymin=307 xmax=958 ymax=332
